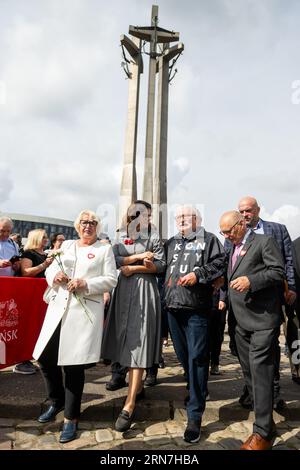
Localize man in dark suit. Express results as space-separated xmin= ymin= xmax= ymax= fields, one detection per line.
xmin=224 ymin=196 xmax=296 ymax=409
xmin=219 ymin=211 xmax=285 ymax=450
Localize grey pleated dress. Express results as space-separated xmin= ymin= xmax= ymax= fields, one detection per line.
xmin=101 ymin=231 xmax=166 ymax=368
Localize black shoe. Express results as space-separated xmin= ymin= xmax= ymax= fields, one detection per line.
xmin=37 ymin=404 xmax=64 ymax=423
xmin=292 ymin=376 xmax=300 ymax=385
xmin=183 ymin=420 xmax=201 ymax=443
xmin=59 ymin=421 xmax=77 ymax=443
xmin=115 ymin=409 xmax=134 ymax=432
xmin=106 ymin=377 xmax=127 ymax=391
xmin=144 ymin=374 xmax=157 ymax=386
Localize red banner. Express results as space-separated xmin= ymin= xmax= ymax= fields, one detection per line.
xmin=0 ymin=277 xmax=47 ymax=369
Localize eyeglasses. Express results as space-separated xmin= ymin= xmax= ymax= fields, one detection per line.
xmin=219 ymin=220 xmax=240 ymax=236
xmin=175 ymin=214 xmax=197 ymax=220
xmin=80 ymin=220 xmax=98 ymax=227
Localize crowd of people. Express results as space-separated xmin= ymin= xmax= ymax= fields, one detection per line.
xmin=0 ymin=195 xmax=299 ymax=450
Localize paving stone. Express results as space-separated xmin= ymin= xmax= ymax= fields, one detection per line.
xmin=144 ymin=422 xmax=167 ymax=437
xmin=227 ymin=421 xmax=251 ymax=435
xmin=16 ymin=420 xmax=43 ymax=429
xmin=36 ymin=434 xmax=58 ymax=445
xmin=95 ymin=429 xmax=114 ymax=443
xmin=43 ymin=422 xmax=62 ymax=433
xmin=217 ymin=437 xmax=243 ymax=450
xmin=34 ymin=443 xmax=62 ymax=450
xmin=93 ymin=421 xmax=114 ymax=430
xmin=279 ymin=429 xmax=300 ymax=441
xmin=121 ymin=439 xmax=146 ymax=450
xmin=144 ymin=435 xmax=172 ymax=447
xmin=287 ymin=421 xmax=300 ymax=429
xmin=165 ymin=420 xmax=185 ymax=435
xmin=0 ymin=418 xmax=15 ymax=428
xmin=0 ymin=427 xmax=15 ymax=441
xmin=87 ymin=442 xmax=116 ymax=450
xmin=114 ymin=428 xmax=144 ymax=440
xmin=80 ymin=431 xmax=93 ymax=439
xmin=193 ymin=441 xmax=224 ymax=450
xmin=15 ymin=440 xmax=36 ymax=449
xmin=78 ymin=421 xmax=93 ymax=430
xmin=284 ymin=437 xmax=300 ymax=450
xmin=172 ymin=436 xmax=194 ymax=447
xmin=61 ymin=436 xmax=97 ymax=450
xmin=156 ymin=444 xmax=179 ymax=450
xmin=16 ymin=429 xmax=40 ymax=441
xmin=273 ymin=444 xmax=293 ymax=451
xmin=173 ymin=407 xmax=187 ymax=422
xmin=0 ymin=440 xmax=12 ymax=450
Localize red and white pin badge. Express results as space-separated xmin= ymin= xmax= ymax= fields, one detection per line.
xmin=87 ymin=253 xmax=95 ymax=259
xmin=240 ymin=249 xmax=247 ymax=256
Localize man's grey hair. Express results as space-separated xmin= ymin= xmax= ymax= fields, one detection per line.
xmin=175 ymin=205 xmax=202 ymax=223
xmin=0 ymin=216 xmax=13 ymax=228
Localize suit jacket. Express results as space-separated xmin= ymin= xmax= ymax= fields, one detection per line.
xmin=228 ymin=232 xmax=285 ymax=331
xmin=261 ymin=220 xmax=296 ymax=291
xmin=224 ymin=219 xmax=295 ymax=290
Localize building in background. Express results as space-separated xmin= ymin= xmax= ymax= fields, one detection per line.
xmin=1 ymin=213 xmax=77 ymax=241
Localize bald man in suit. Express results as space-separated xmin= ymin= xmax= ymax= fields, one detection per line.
xmin=220 ymin=211 xmax=285 ymax=450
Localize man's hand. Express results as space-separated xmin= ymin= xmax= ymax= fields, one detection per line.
xmin=230 ymin=276 xmax=250 ymax=292
xmin=67 ymin=278 xmax=87 ymax=292
xmin=178 ymin=272 xmax=197 ymax=287
xmin=218 ymin=301 xmax=227 ymax=311
xmin=120 ymin=266 xmax=133 ymax=277
xmin=0 ymin=259 xmax=11 ymax=268
xmin=284 ymin=289 xmax=297 ymax=306
xmin=53 ymin=272 xmax=69 ymax=284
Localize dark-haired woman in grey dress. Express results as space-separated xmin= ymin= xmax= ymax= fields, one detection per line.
xmin=102 ymin=201 xmax=166 ymax=431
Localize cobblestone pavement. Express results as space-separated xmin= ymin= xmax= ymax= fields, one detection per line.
xmin=0 ymin=332 xmax=299 ymax=451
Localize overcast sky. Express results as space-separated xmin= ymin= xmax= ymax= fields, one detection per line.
xmin=1 ymin=0 xmax=300 ymax=239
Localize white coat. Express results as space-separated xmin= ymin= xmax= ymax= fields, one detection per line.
xmin=33 ymin=240 xmax=117 ymax=365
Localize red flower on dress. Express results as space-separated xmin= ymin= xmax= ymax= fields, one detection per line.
xmin=124 ymin=239 xmax=134 ymax=245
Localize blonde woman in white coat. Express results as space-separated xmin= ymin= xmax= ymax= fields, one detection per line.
xmin=33 ymin=210 xmax=117 ymax=443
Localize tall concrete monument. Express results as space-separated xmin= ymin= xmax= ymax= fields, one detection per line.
xmin=119 ymin=5 xmax=184 ymax=238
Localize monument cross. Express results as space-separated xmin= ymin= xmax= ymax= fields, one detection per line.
xmin=119 ymin=5 xmax=184 ymax=237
